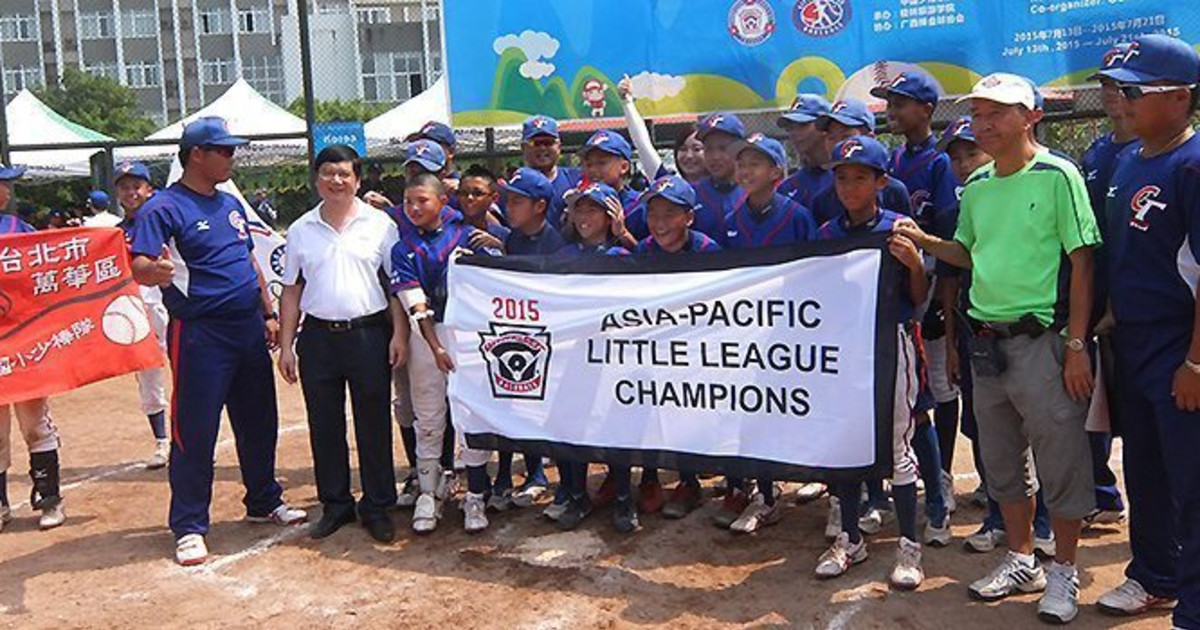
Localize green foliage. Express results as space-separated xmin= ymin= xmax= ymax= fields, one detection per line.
xmin=33 ymin=68 xmax=156 ymax=140
xmin=286 ymin=97 xmax=391 ymax=123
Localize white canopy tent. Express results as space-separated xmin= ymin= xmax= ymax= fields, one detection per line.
xmin=117 ymin=78 xmax=307 ymax=160
xmin=364 ymin=76 xmax=451 ymax=146
xmin=6 ymin=90 xmax=113 ymax=178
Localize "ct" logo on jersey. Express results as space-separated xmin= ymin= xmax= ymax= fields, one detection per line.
xmin=1130 ymin=185 xmax=1166 ymax=232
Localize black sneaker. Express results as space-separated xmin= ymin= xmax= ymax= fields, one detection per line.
xmin=557 ymin=495 xmax=593 ymax=531
xmin=613 ymin=495 xmax=639 ymax=533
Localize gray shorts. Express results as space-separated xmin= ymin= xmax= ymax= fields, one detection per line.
xmin=971 ymin=333 xmax=1095 ymax=520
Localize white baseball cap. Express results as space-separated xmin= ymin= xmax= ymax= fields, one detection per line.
xmin=956 ymin=73 xmax=1037 ymax=109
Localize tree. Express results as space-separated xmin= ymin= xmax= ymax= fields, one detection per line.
xmin=34 ymin=68 xmax=157 ymax=140
xmin=287 ymin=97 xmax=391 ymax=123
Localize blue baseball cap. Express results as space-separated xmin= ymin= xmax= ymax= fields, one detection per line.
xmin=522 ymin=115 xmax=560 ymax=141
xmin=1096 ymin=34 xmax=1200 ymax=85
xmin=408 ymin=121 xmax=456 ymax=150
xmin=818 ymin=99 xmax=876 ymax=133
xmin=180 ymin=116 xmax=248 ymax=151
xmin=0 ymin=165 xmax=26 ymax=181
xmin=87 ymin=190 xmax=110 ymax=208
xmin=936 ymin=117 xmax=976 ymax=151
xmin=113 ymin=160 xmax=151 ymax=184
xmin=697 ymin=112 xmax=746 ymax=141
xmin=870 ymin=70 xmax=941 ymax=105
xmin=642 ymin=175 xmax=697 ymax=210
xmin=829 ymin=136 xmax=890 ymax=173
xmin=1088 ymin=43 xmax=1132 ymax=81
xmin=778 ymin=94 xmax=831 ymax=126
xmin=735 ymin=133 xmax=788 ymax=169
xmin=580 ymin=130 xmax=632 ymax=161
xmin=570 ymin=182 xmax=622 ymax=217
xmin=404 ymin=140 xmax=447 ymax=173
xmin=499 ymin=167 xmax=554 ymax=202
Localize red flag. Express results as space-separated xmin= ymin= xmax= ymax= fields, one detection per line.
xmin=0 ymin=227 xmax=164 ymax=404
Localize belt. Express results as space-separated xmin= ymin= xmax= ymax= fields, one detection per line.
xmin=968 ymin=316 xmax=1047 ymax=339
xmin=304 ymin=311 xmax=389 ymax=333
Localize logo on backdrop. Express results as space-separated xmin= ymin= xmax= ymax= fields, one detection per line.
xmin=728 ymin=0 xmax=777 ymax=47
xmin=794 ymin=0 xmax=851 ymax=38
xmin=479 ymin=323 xmax=553 ymax=400
xmin=269 ymin=243 xmax=287 ymax=276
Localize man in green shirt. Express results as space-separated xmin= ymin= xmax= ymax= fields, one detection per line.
xmin=895 ymin=72 xmax=1099 ymax=625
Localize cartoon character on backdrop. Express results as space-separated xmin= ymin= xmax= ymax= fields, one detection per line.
xmin=582 ymin=79 xmax=608 ymax=117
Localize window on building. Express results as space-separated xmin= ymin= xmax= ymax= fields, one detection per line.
xmin=238 ymin=7 xmax=271 ymax=33
xmin=315 ymin=2 xmax=349 ymax=15
xmin=362 ymin=51 xmax=436 ymax=103
xmin=80 ymin=11 xmax=116 ymax=39
xmin=0 ymin=15 xmax=37 ymax=42
xmin=198 ymin=7 xmax=232 ymax=34
xmin=84 ymin=62 xmax=121 ymax=81
xmin=200 ymin=58 xmax=235 ymax=85
xmin=125 ymin=61 xmax=161 ymax=88
xmin=121 ymin=10 xmax=158 ymax=38
xmin=3 ymin=66 xmax=44 ymax=94
xmin=397 ymin=2 xmax=439 ymax=23
xmin=243 ymin=56 xmax=284 ymax=104
xmin=356 ymin=8 xmax=390 ymax=24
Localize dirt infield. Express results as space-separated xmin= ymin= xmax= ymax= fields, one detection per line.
xmin=0 ymin=374 xmax=1171 ymax=629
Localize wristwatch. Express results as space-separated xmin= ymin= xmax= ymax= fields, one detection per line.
xmin=1065 ymin=338 xmax=1085 ymax=352
xmin=264 ymin=311 xmax=279 ymax=321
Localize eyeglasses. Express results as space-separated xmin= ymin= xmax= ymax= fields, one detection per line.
xmin=527 ymin=138 xmax=558 ymax=148
xmin=202 ymin=145 xmax=236 ymax=158
xmin=1117 ymin=83 xmax=1197 ymax=100
xmin=317 ymin=171 xmax=356 ymax=182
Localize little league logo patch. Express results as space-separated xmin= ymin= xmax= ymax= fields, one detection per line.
xmin=269 ymin=243 xmax=287 ymax=276
xmin=728 ymin=0 xmax=776 ymax=47
xmin=479 ymin=323 xmax=553 ymax=400
xmin=794 ymin=0 xmax=851 ymax=38
xmin=228 ymin=210 xmax=248 ymax=240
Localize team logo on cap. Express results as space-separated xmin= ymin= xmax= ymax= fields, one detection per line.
xmin=479 ymin=323 xmax=553 ymax=400
xmin=728 ymin=0 xmax=776 ymax=47
xmin=839 ymin=139 xmax=864 ymax=159
xmin=831 ymin=101 xmax=850 ymax=114
xmin=747 ymin=133 xmax=766 ymax=143
xmin=888 ymin=73 xmax=908 ymax=88
xmin=228 ymin=210 xmax=248 ymax=240
xmin=793 ymin=0 xmax=850 ymax=38
xmin=654 ymin=177 xmax=675 ymax=192
xmin=1130 ymin=185 xmax=1166 ymax=232
xmin=531 ymin=116 xmax=550 ymax=129
xmin=981 ymin=75 xmax=1004 ymax=88
xmin=950 ymin=118 xmax=972 ymax=137
xmin=117 ymin=161 xmax=134 ymax=174
xmin=589 ymin=132 xmax=610 ymax=146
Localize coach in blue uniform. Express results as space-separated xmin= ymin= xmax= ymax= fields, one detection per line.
xmin=776 ymin=94 xmax=833 ymax=208
xmin=521 ymin=115 xmax=581 ymax=229
xmin=1095 ymin=34 xmax=1200 ymax=628
xmin=131 ymin=117 xmax=306 ymax=567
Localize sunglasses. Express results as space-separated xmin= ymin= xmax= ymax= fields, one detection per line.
xmin=527 ymin=138 xmax=558 ymax=148
xmin=201 ymin=145 xmax=236 ymax=158
xmin=1117 ymin=83 xmax=1196 ymax=100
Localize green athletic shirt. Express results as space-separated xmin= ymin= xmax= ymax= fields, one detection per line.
xmin=954 ymin=149 xmax=1102 ymax=326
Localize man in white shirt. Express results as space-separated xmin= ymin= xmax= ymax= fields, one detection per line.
xmin=277 ymin=145 xmax=407 ymax=543
xmin=82 ymin=190 xmax=121 ymax=227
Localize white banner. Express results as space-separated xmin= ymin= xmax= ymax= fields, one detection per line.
xmin=446 ymin=235 xmax=900 ymax=481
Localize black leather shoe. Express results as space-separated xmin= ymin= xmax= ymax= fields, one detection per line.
xmin=363 ymin=516 xmax=396 ymax=543
xmin=309 ymin=508 xmax=356 ymax=540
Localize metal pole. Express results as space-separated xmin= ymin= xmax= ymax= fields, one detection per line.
xmin=420 ymin=0 xmax=432 ymax=91
xmin=0 ymin=47 xmax=9 ymax=166
xmin=296 ymin=0 xmax=317 ymax=187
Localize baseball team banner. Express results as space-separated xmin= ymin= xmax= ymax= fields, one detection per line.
xmin=446 ymin=235 xmax=900 ymax=481
xmin=0 ymin=228 xmax=164 ymax=404
xmin=444 ymin=0 xmax=1199 ymax=126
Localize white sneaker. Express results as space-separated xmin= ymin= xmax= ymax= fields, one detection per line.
xmin=437 ymin=470 xmax=458 ymax=501
xmin=890 ymin=537 xmax=924 ymax=590
xmin=412 ymin=493 xmax=439 ymax=534
xmin=246 ymin=503 xmax=307 ymax=526
xmin=940 ymin=471 xmax=957 ymax=514
xmin=39 ymin=501 xmax=66 ymax=530
xmin=824 ymin=497 xmax=842 ymax=541
xmin=511 ymin=482 xmax=547 ymax=508
xmin=487 ymin=488 xmax=515 ymax=513
xmin=1038 ymin=562 xmax=1080 ymax=624
xmin=462 ymin=492 xmax=488 ymax=533
xmin=858 ymin=506 xmax=887 ymax=535
xmin=1084 ymin=507 xmax=1126 ymax=528
xmin=1097 ymin=578 xmax=1174 ymax=616
xmin=146 ymin=439 xmax=169 ymax=470
xmin=795 ymin=482 xmax=827 ymax=504
xmin=965 ymin=525 xmax=1006 ymax=553
xmin=0 ymin=504 xmax=11 ymax=533
xmin=396 ymin=476 xmax=419 ymax=508
xmin=175 ymin=533 xmax=208 ymax=566
xmin=1034 ymin=533 xmax=1057 ymax=559
xmin=969 ymin=551 xmax=1047 ymax=601
xmin=730 ymin=494 xmax=781 ymax=534
xmin=815 ymin=532 xmax=868 ymax=579
xmin=923 ymin=519 xmax=952 ymax=547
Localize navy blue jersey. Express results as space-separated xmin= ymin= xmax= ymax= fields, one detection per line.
xmin=0 ymin=214 xmax=35 ymax=235
xmin=724 ymin=193 xmax=817 ymax=248
xmin=1106 ymin=135 xmax=1200 ymax=328
xmin=556 ymin=240 xmax=630 ymax=257
xmin=810 ymin=177 xmax=913 ymax=226
xmin=888 ymin=135 xmax=958 ymax=231
xmin=693 ymin=177 xmax=743 ymax=246
xmin=618 ymin=186 xmax=651 ymax=241
xmin=778 ymin=166 xmax=833 ymax=209
xmin=544 ymin=166 xmax=583 ymax=229
xmin=389 ymin=221 xmax=497 ymax=322
xmin=1082 ymin=133 xmax=1136 ymax=323
xmin=131 ymin=183 xmax=260 ymax=320
xmin=818 ymin=209 xmax=915 ymax=323
xmin=506 ymin=221 xmax=567 ymax=256
xmin=634 ymin=230 xmax=722 ymax=254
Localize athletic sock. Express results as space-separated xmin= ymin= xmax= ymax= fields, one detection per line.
xmin=893 ymin=482 xmax=919 ymax=542
xmin=148 ymin=410 xmax=167 ymax=440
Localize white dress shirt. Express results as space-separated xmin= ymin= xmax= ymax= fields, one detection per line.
xmin=282 ymin=198 xmax=399 ymax=320
xmin=83 ymin=211 xmax=122 ymax=227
